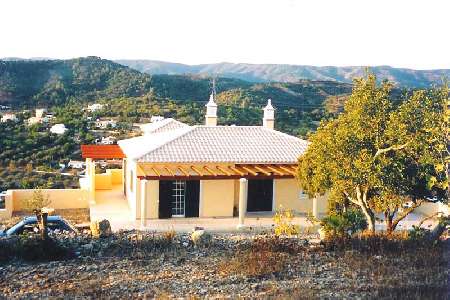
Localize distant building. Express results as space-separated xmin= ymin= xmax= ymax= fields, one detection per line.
xmin=27 ymin=117 xmax=42 ymax=126
xmin=95 ymin=119 xmax=117 ymax=129
xmin=50 ymin=124 xmax=68 ymax=135
xmin=27 ymin=108 xmax=50 ymax=126
xmin=150 ymin=115 xmax=165 ymax=123
xmin=87 ymin=103 xmax=104 ymax=112
xmin=35 ymin=108 xmax=47 ymax=118
xmin=100 ymin=136 xmax=116 ymax=145
xmin=1 ymin=113 xmax=18 ymax=123
xmin=68 ymin=160 xmax=85 ymax=169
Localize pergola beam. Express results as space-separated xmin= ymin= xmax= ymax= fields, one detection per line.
xmin=190 ymin=166 xmax=203 ymax=176
xmin=254 ymin=165 xmax=271 ymax=176
xmin=267 ymin=165 xmax=284 ymax=176
xmin=151 ymin=167 xmax=160 ymax=177
xmin=203 ymin=166 xmax=217 ymax=176
xmin=177 ymin=166 xmax=190 ymax=176
xmin=216 ymin=165 xmax=232 ymax=176
xmin=137 ymin=164 xmax=297 ymax=179
xmin=240 ymin=166 xmax=258 ymax=176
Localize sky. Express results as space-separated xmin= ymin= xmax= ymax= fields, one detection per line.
xmin=1 ymin=0 xmax=449 ymax=69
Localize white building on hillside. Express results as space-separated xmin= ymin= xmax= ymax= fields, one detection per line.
xmin=50 ymin=124 xmax=68 ymax=135
xmin=95 ymin=119 xmax=117 ymax=129
xmin=87 ymin=103 xmax=104 ymax=112
xmin=1 ymin=113 xmax=18 ymax=123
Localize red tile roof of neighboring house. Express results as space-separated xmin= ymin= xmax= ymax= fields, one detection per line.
xmin=81 ymin=145 xmax=126 ymax=159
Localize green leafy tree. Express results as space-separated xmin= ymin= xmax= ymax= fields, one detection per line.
xmin=297 ymin=74 xmax=448 ymax=233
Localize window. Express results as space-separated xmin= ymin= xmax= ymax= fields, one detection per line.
xmin=171 ymin=181 xmax=186 ymax=217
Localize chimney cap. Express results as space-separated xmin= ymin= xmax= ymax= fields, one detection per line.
xmin=264 ymin=99 xmax=274 ymax=111
xmin=206 ymin=93 xmax=217 ymax=107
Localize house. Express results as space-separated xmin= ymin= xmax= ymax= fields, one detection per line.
xmin=68 ymin=160 xmax=86 ymax=169
xmin=87 ymin=103 xmax=104 ymax=112
xmin=81 ymin=94 xmax=328 ymax=227
xmin=1 ymin=113 xmax=18 ymax=123
xmin=50 ymin=124 xmax=68 ymax=135
xmin=27 ymin=108 xmax=50 ymax=125
xmin=97 ymin=136 xmax=116 ymax=145
xmin=95 ymin=119 xmax=117 ymax=129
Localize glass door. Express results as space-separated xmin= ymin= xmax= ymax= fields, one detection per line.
xmin=171 ymin=181 xmax=186 ymax=217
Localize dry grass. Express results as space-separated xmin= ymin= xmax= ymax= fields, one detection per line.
xmin=218 ymin=236 xmax=301 ymax=277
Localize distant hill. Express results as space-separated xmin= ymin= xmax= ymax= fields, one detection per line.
xmin=0 ymin=57 xmax=352 ymax=111
xmin=0 ymin=57 xmax=152 ymax=105
xmin=116 ymin=60 xmax=450 ymax=88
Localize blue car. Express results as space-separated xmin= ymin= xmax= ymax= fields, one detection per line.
xmin=0 ymin=216 xmax=77 ymax=237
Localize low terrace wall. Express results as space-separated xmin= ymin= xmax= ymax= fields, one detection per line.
xmin=0 ymin=189 xmax=88 ymax=220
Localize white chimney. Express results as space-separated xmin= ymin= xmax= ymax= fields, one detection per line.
xmin=263 ymin=99 xmax=275 ymax=129
xmin=205 ymin=93 xmax=218 ymax=126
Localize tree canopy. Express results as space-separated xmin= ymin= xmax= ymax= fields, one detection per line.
xmin=297 ymin=74 xmax=448 ymax=233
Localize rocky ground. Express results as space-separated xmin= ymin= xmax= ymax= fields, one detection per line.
xmin=0 ymin=231 xmax=448 ymax=299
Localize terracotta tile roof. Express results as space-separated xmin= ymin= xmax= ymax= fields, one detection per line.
xmin=81 ymin=145 xmax=125 ymax=159
xmin=118 ymin=126 xmax=308 ymax=164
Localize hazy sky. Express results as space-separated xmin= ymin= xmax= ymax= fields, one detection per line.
xmin=1 ymin=0 xmax=449 ymax=69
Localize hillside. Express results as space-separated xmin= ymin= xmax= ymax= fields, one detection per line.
xmin=116 ymin=60 xmax=450 ymax=88
xmin=0 ymin=57 xmax=152 ymax=105
xmin=0 ymin=57 xmax=352 ymax=112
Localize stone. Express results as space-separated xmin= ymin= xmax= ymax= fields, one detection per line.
xmin=90 ymin=219 xmax=112 ymax=238
xmin=191 ymin=229 xmax=212 ymax=247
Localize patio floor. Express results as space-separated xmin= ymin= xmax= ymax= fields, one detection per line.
xmin=89 ymin=185 xmax=133 ymax=231
xmin=89 ymin=185 xmax=438 ymax=232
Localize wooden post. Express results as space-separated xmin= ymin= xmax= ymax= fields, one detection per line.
xmin=237 ymin=178 xmax=248 ymax=229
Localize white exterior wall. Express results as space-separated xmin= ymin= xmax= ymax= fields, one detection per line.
xmin=125 ymin=159 xmax=140 ymax=220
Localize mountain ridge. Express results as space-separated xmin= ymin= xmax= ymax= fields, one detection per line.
xmin=115 ymin=59 xmax=450 ymax=88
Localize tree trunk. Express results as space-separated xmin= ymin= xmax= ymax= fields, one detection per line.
xmin=385 ymin=213 xmax=394 ymax=234
xmin=35 ymin=210 xmax=48 ymax=240
xmin=362 ymin=208 xmax=376 ymax=233
xmin=356 ymin=187 xmax=376 ymax=234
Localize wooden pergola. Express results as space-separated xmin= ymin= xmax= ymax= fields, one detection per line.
xmin=136 ymin=163 xmax=297 ymax=180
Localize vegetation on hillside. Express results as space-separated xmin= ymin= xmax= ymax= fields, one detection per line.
xmin=117 ymin=59 xmax=450 ymax=88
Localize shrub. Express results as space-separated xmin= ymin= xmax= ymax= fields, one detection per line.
xmin=0 ymin=234 xmax=74 ymax=262
xmin=273 ymin=206 xmax=299 ymax=237
xmin=218 ymin=235 xmax=303 ymax=277
xmin=321 ymin=209 xmax=367 ymax=238
xmin=18 ymin=235 xmax=74 ymax=261
xmin=322 ymin=231 xmax=432 ymax=254
xmin=408 ymin=225 xmax=430 ymax=241
xmin=162 ymin=229 xmax=176 ymax=243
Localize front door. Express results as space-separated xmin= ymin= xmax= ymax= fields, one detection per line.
xmin=247 ymin=179 xmax=273 ymax=212
xmin=159 ymin=180 xmax=200 ymax=218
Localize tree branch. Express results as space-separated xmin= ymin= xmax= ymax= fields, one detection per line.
xmin=417 ymin=211 xmax=445 ymax=228
xmin=374 ymin=142 xmax=410 ymax=159
xmin=391 ymin=199 xmax=425 ymax=230
xmin=343 ymin=191 xmax=360 ymax=206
